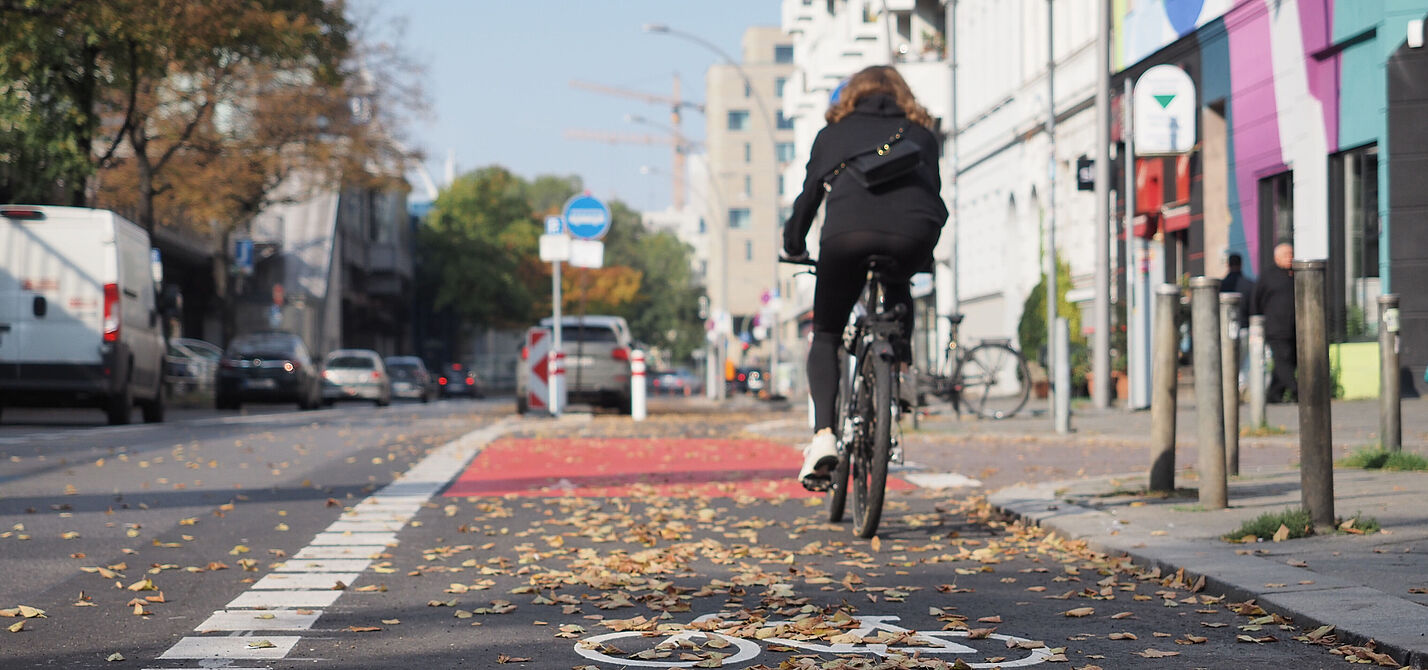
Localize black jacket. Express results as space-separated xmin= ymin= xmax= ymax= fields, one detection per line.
xmin=783 ymin=94 xmax=948 ymax=257
xmin=1219 ymin=270 xmax=1254 ymax=327
xmin=1252 ymin=264 xmax=1295 ymax=340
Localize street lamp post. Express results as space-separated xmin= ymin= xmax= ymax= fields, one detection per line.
xmin=645 ymin=23 xmax=788 ymax=400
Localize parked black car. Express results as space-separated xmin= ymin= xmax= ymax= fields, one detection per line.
xmin=438 ymin=363 xmax=481 ymax=398
xmin=215 ymin=331 xmax=322 ymax=411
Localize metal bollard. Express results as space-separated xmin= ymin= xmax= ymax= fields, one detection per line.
xmin=1248 ymin=315 xmax=1267 ymax=429
xmin=1191 ymin=277 xmax=1227 ymax=509
xmin=631 ymin=349 xmax=647 ymax=421
xmin=1150 ymin=285 xmax=1181 ymax=493
xmin=1054 ymin=317 xmax=1072 ymax=434
xmin=1221 ymin=293 xmax=1242 ymax=477
xmin=1294 ymin=260 xmax=1334 ymax=530
xmin=1379 ymin=294 xmax=1402 ymax=452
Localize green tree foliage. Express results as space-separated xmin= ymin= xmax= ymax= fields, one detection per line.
xmin=421 ymin=166 xmax=541 ymax=329
xmin=0 ymin=0 xmax=355 ymax=228
xmin=1017 ymin=259 xmax=1084 ymax=368
xmin=419 ymin=168 xmax=707 ymax=362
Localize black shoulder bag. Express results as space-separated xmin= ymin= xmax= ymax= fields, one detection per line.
xmin=823 ymin=127 xmax=924 ymax=191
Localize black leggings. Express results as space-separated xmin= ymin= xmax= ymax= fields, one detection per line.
xmin=807 ymin=231 xmax=934 ymax=432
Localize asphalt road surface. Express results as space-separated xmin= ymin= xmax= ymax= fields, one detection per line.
xmin=0 ymin=399 xmax=1353 ymax=668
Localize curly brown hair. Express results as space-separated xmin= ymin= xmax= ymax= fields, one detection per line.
xmin=825 ymin=65 xmax=936 ymax=129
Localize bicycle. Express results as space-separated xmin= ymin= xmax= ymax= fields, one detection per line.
xmin=783 ymin=254 xmax=903 ymax=539
xmin=919 ymin=314 xmax=1031 ymax=421
xmin=573 ymin=612 xmax=1055 ymax=668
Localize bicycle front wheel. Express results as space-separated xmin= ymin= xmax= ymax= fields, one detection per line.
xmin=851 ymin=348 xmax=891 ymax=539
xmin=956 ymin=343 xmax=1031 ymax=420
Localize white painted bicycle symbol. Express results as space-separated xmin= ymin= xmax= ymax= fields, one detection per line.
xmin=574 ymin=613 xmax=1054 ymax=668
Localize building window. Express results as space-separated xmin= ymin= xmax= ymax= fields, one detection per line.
xmin=727 ymin=110 xmax=750 ymax=131
xmin=744 ymin=142 xmax=752 ymax=163
xmin=775 ymin=44 xmax=794 ymax=64
xmin=775 ymin=77 xmax=787 ymax=98
xmin=776 ymin=142 xmax=795 ymax=163
xmin=729 ymin=208 xmax=752 ymax=230
xmin=778 ymin=175 xmax=785 ymax=196
xmin=1330 ymin=145 xmax=1381 ymax=341
xmin=776 ymin=110 xmax=794 ymax=130
xmin=1257 ymin=171 xmax=1294 ymax=275
xmin=698 ymin=218 xmax=706 ymax=234
xmin=743 ymin=175 xmax=752 ymax=198
xmin=745 ymin=240 xmax=754 ymax=261
xmin=744 ymin=82 xmax=752 ymax=98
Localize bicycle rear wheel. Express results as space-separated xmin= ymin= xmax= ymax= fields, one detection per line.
xmin=956 ymin=343 xmax=1031 ymax=420
xmin=851 ymin=348 xmax=891 ymax=539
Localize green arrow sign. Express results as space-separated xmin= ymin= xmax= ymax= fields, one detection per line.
xmin=1154 ymin=94 xmax=1177 ymax=109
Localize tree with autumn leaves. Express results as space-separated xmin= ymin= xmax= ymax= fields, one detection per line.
xmin=0 ymin=0 xmax=411 ymax=234
xmin=421 ymin=168 xmax=706 ymax=363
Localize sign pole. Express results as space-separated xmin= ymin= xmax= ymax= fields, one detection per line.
xmin=551 ymin=258 xmax=562 ymax=416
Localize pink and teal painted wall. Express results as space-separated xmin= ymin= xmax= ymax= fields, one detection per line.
xmin=1116 ymin=0 xmax=1428 ymax=285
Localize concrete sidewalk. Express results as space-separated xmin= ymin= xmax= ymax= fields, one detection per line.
xmin=977 ymin=396 xmax=1428 ymax=668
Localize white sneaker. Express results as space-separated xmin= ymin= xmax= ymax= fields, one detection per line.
xmin=799 ymin=429 xmax=839 ymax=491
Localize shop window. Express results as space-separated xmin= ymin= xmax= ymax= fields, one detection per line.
xmin=1330 ymin=146 xmax=1381 ymax=341
xmin=1257 ymin=171 xmax=1294 ymax=275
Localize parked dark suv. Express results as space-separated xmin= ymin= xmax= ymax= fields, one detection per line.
xmin=215 ymin=331 xmax=322 ymax=411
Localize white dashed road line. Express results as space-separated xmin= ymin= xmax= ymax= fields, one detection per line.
xmin=149 ymin=420 xmax=512 ymax=668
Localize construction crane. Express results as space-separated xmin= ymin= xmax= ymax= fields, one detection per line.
xmin=570 ymin=75 xmax=703 ymax=210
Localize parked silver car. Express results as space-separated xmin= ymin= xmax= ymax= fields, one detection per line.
xmin=516 ymin=315 xmax=633 ymax=413
xmin=384 ymin=356 xmax=435 ymax=403
xmin=321 ymin=349 xmax=391 ymax=406
xmin=165 ymin=338 xmax=224 ymax=395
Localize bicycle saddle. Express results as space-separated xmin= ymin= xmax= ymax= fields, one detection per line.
xmin=944 ymin=313 xmax=965 ymax=325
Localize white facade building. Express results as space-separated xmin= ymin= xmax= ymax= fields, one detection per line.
xmin=780 ymin=0 xmax=1107 ymax=371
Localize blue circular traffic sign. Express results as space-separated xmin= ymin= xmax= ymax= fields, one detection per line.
xmin=563 ymin=194 xmax=611 ymax=240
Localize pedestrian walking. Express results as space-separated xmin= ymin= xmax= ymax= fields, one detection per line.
xmin=1252 ymin=243 xmax=1297 ymax=403
xmin=782 ymin=65 xmax=948 ymax=491
xmin=1221 ymin=253 xmax=1254 ymax=391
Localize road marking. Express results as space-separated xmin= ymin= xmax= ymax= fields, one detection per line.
xmin=307 ymin=531 xmax=398 ymax=546
xmin=250 ymin=572 xmax=359 ymax=590
xmin=325 ymin=519 xmax=408 ymax=532
xmin=226 ymin=590 xmax=344 ymax=609
xmin=902 ymin=472 xmax=984 ymax=489
xmin=149 ymin=420 xmax=511 ymax=666
xmin=159 ymin=636 xmax=300 ymax=660
xmin=273 ymin=558 xmax=371 ymax=573
xmin=196 ymin=610 xmax=323 ymax=632
xmin=291 ymin=545 xmax=386 ymax=560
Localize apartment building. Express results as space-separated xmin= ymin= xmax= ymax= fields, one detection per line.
xmin=702 ymin=26 xmax=797 ymax=366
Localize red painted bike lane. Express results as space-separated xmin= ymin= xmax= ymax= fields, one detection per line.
xmin=443 ymin=437 xmax=914 ymax=499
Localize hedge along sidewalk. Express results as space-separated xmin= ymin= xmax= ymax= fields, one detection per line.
xmin=989 ymin=467 xmax=1428 ymax=669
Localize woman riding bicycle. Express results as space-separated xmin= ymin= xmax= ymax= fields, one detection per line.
xmin=783 ymin=65 xmax=947 ymax=491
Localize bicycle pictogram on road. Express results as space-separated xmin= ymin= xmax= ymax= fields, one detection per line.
xmin=574 ymin=612 xmax=1056 ymax=668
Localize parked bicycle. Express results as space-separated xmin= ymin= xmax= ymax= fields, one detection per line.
xmin=783 ymin=254 xmax=903 ymax=539
xmin=919 ymin=313 xmax=1031 ymax=421
xmin=573 ymin=612 xmax=1055 ymax=668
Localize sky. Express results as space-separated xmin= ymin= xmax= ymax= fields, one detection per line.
xmin=391 ymin=0 xmax=782 ymax=212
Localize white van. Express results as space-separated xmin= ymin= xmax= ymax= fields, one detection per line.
xmin=0 ymin=205 xmax=167 ymax=424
